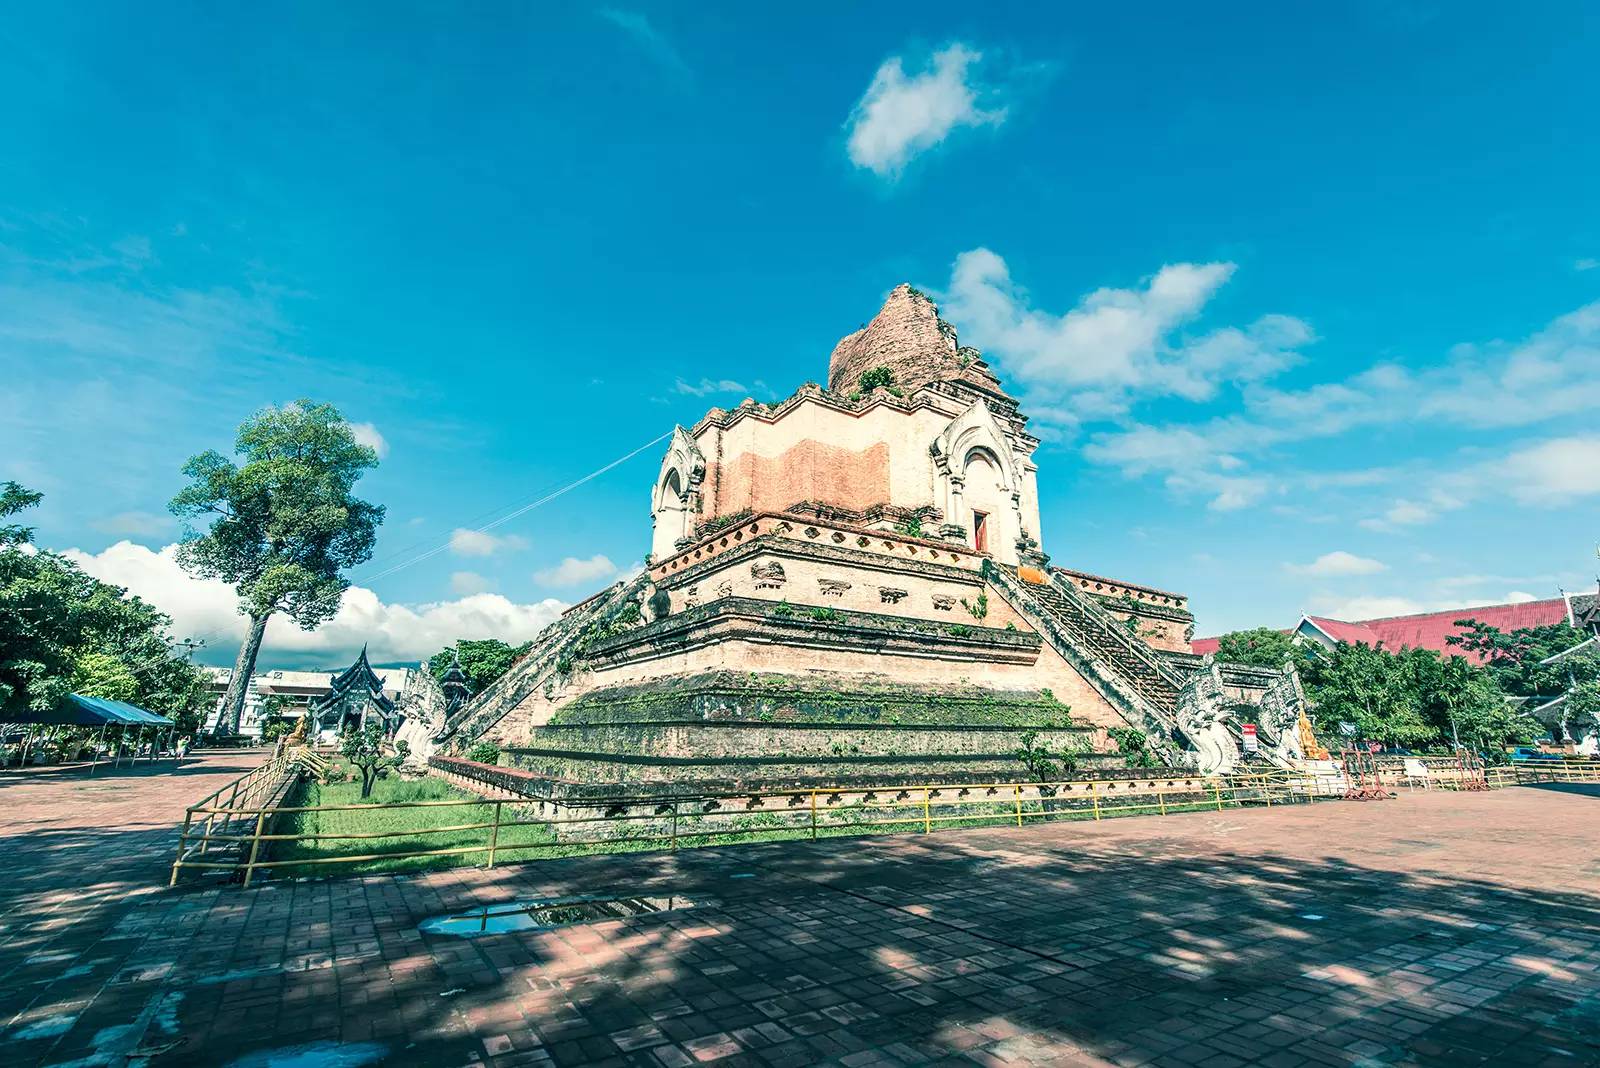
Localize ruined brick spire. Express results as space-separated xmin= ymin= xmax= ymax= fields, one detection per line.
xmin=827 ymin=283 xmax=1009 ymax=400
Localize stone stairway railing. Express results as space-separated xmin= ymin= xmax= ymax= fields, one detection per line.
xmin=435 ymin=574 xmax=651 ymax=748
xmin=984 ymin=562 xmax=1185 ymax=764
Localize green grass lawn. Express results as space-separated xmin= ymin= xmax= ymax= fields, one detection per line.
xmin=264 ymin=766 xmax=1289 ymax=879
xmin=269 ymin=769 xmax=560 ymax=877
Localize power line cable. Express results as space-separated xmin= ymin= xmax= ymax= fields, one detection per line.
xmin=113 ymin=429 xmax=671 ymax=682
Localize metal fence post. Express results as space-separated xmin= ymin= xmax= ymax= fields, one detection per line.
xmin=810 ymin=790 xmax=818 ymax=840
xmin=922 ymin=787 xmax=932 ymax=833
xmin=1213 ymin=780 xmax=1224 ymax=811
xmin=241 ymin=809 xmax=267 ymax=888
xmin=1013 ymin=784 xmax=1023 ymax=827
xmin=1091 ymin=781 xmax=1101 ymax=821
xmin=170 ymin=808 xmax=193 ymax=887
xmin=487 ymin=799 xmax=502 ymax=869
xmin=1157 ymin=786 xmax=1167 ymax=816
xmin=670 ymin=800 xmax=679 ymax=850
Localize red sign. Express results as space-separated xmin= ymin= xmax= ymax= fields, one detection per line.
xmin=1241 ymin=723 xmax=1258 ymax=752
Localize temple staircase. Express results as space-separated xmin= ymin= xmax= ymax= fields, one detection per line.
xmin=435 ymin=574 xmax=651 ymax=749
xmin=985 ymin=562 xmax=1187 ymax=764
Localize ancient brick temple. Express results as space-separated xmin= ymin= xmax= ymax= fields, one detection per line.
xmin=436 ymin=285 xmax=1299 ymax=786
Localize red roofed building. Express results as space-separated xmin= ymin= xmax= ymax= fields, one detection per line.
xmin=1194 ymin=593 xmax=1596 ymax=664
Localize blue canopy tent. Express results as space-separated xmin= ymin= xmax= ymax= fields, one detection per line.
xmin=6 ymin=695 xmax=176 ymax=772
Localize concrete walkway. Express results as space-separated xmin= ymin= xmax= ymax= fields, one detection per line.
xmin=2 ymin=765 xmax=1598 ymax=1066
xmin=0 ymin=749 xmax=271 ymax=1065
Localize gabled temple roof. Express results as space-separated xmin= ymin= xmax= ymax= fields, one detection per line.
xmin=310 ymin=645 xmax=396 ymax=714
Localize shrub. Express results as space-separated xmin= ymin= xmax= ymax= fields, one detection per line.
xmin=1106 ymin=725 xmax=1158 ymax=768
xmin=858 ymin=366 xmax=895 ymax=392
xmin=467 ymin=741 xmax=501 ymax=765
xmin=809 ymin=606 xmax=841 ymax=623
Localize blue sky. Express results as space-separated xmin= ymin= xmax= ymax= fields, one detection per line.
xmin=3 ymin=2 xmax=1597 ymax=668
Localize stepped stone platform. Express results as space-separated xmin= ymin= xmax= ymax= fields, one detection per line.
xmin=504 ymin=670 xmax=1104 ymax=787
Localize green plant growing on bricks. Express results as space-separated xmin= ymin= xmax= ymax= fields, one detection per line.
xmin=467 ymin=740 xmax=501 ymax=765
xmin=1016 ymin=729 xmax=1092 ymax=783
xmin=960 ymin=591 xmax=989 ymax=621
xmin=1106 ymin=725 xmax=1158 ymax=768
xmin=339 ymin=722 xmax=410 ymax=800
xmin=858 ymin=366 xmax=896 ymax=392
xmin=170 ymin=401 xmax=384 ymax=735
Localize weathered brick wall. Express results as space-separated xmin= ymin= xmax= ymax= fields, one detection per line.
xmin=712 ymin=440 xmax=890 ymax=516
xmin=828 ymin=284 xmax=964 ymax=396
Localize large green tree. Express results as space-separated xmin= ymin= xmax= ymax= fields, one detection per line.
xmin=426 ymin=638 xmax=532 ymax=695
xmin=170 ymin=401 xmax=385 ymax=733
xmin=1445 ymin=619 xmax=1588 ymax=697
xmin=1 ymin=484 xmax=210 ymax=730
xmin=1214 ymin=627 xmax=1306 ymax=669
xmin=1302 ymin=640 xmax=1532 ymax=752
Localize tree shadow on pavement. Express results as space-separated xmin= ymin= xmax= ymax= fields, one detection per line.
xmin=84 ymin=799 xmax=1600 ymax=1068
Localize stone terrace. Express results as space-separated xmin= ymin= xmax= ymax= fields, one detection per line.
xmin=2 ymin=759 xmax=1598 ymax=1066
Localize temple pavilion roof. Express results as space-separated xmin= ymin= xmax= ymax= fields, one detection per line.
xmin=310 ymin=645 xmax=396 ymax=715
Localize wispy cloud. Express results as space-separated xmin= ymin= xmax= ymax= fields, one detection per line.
xmin=846 ymin=44 xmax=1007 ymax=179
xmin=598 ymin=9 xmax=691 ymax=83
xmin=90 ymin=511 xmax=174 ymax=539
xmin=533 ymin=553 xmax=617 ymax=588
xmin=1080 ymin=299 xmax=1600 ymax=513
xmin=940 ymin=249 xmax=1311 ymax=431
xmin=449 ymin=571 xmax=493 ymax=595
xmin=1286 ymin=551 xmax=1388 ymax=577
xmin=346 ymin=421 xmax=389 ymax=459
xmin=448 ymin=528 xmax=529 ymax=558
xmin=673 ymin=377 xmax=747 ymax=397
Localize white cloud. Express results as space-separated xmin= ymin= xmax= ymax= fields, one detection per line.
xmin=1504 ymin=590 xmax=1538 ymax=603
xmin=1311 ymin=595 xmax=1436 ymax=620
xmin=60 ymin=541 xmax=566 ymax=668
xmin=90 ymin=510 xmax=173 ymax=538
xmin=533 ymin=554 xmax=618 ymax=588
xmin=846 ymin=44 xmax=1006 ymax=178
xmin=1287 ymin=551 xmax=1388 ymax=577
xmin=1358 ymin=498 xmax=1435 ymax=533
xmin=1083 ymin=300 xmax=1600 ymax=516
xmin=448 ymin=528 xmax=529 ymax=558
xmin=597 ymin=9 xmax=690 ymax=81
xmin=346 ymin=421 xmax=389 ymax=459
xmin=1576 ymin=258 xmax=1598 ymax=272
xmin=1498 ymin=435 xmax=1600 ymax=505
xmin=941 ymin=249 xmax=1310 ymax=422
xmin=674 ymin=377 xmax=747 ymax=397
xmin=449 ymin=571 xmax=493 ymax=595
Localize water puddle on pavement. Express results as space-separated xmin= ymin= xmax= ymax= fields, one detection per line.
xmin=224 ymin=1040 xmax=387 ymax=1067
xmin=419 ymin=895 xmax=698 ymax=937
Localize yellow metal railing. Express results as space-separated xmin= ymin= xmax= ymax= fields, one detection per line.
xmin=168 ymin=743 xmax=319 ymax=886
xmin=166 ymin=758 xmax=1600 ymax=889
xmin=166 ymin=766 xmax=1327 ymax=887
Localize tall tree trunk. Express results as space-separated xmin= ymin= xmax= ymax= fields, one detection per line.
xmin=221 ymin=613 xmax=271 ymax=735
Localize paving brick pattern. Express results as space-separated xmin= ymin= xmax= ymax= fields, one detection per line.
xmin=3 ymin=761 xmax=1598 ymax=1067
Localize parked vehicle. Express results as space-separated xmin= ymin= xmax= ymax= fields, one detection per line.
xmin=1508 ymin=746 xmax=1562 ymax=762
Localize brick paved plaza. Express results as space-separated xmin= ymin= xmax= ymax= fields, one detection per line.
xmin=3 ymin=754 xmax=1599 ymax=1067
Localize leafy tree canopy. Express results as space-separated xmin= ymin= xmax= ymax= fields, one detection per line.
xmin=1214 ymin=627 xmax=1305 ymax=669
xmin=1 ymin=485 xmax=210 ymax=730
xmin=1302 ymin=640 xmax=1532 ymax=752
xmin=171 ymin=400 xmax=385 ymax=733
xmin=170 ymin=401 xmax=384 ymax=625
xmin=427 ymin=638 xmax=532 ymax=695
xmin=1445 ymin=619 xmax=1590 ymax=697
